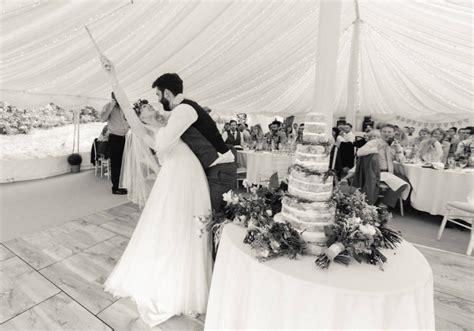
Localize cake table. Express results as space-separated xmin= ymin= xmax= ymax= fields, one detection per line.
xmin=204 ymin=224 xmax=435 ymax=330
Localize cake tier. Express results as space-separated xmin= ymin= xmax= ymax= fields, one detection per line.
xmin=281 ymin=197 xmax=334 ymax=222
xmin=290 ymin=167 xmax=332 ymax=184
xmin=288 ymin=186 xmax=332 ymax=202
xmin=295 ymin=151 xmax=329 ymax=163
xmin=296 ymin=144 xmax=327 ymax=156
xmin=281 ymin=211 xmax=333 ymax=232
xmin=302 ymin=132 xmax=330 ymax=145
xmin=288 ymin=175 xmax=333 ymax=193
xmin=304 ymin=122 xmax=326 ymax=135
xmin=305 ymin=113 xmax=326 ymax=123
xmin=293 ymin=159 xmax=329 ymax=172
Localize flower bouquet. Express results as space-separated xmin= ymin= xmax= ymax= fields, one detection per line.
xmin=315 ymin=188 xmax=402 ymax=270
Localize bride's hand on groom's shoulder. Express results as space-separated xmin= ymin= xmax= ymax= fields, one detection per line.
xmin=99 ymin=55 xmax=116 ymax=76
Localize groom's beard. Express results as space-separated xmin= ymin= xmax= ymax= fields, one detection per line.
xmin=160 ymin=96 xmax=172 ymax=111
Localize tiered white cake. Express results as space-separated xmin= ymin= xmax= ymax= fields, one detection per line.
xmin=280 ymin=113 xmax=335 ymax=255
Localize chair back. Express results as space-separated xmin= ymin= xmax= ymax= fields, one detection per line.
xmin=352 ymin=154 xmax=381 ymax=205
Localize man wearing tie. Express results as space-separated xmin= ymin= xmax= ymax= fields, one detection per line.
xmin=222 ymin=120 xmax=242 ymax=146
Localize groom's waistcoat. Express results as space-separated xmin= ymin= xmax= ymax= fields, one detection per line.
xmin=180 ymin=99 xmax=230 ymax=169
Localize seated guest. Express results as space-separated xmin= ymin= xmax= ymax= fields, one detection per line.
xmin=433 ymin=128 xmax=450 ymax=163
xmin=455 ymin=127 xmax=474 ymax=156
xmin=357 ymin=124 xmax=409 ymax=208
xmin=222 ymin=122 xmax=230 ymax=134
xmin=239 ymin=123 xmax=252 ymax=146
xmin=418 ymin=128 xmax=449 ymax=163
xmin=292 ymin=123 xmax=299 ymax=134
xmin=447 ymin=126 xmax=459 ymax=157
xmin=395 ymin=127 xmax=408 ymax=147
xmin=222 ymin=120 xmax=242 ymax=146
xmin=357 ymin=124 xmax=405 ymax=172
xmin=250 ymin=124 xmax=264 ymax=142
xmin=264 ymin=120 xmax=288 ymax=148
xmin=337 ymin=123 xmax=355 ymax=170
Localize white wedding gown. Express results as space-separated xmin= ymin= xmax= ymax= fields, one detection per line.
xmin=103 ymin=78 xmax=212 ymax=327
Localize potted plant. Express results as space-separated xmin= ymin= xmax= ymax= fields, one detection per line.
xmin=67 ymin=153 xmax=83 ymax=173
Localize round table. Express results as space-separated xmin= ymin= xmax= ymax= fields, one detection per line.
xmin=399 ymin=164 xmax=474 ymax=216
xmin=237 ymin=151 xmax=293 ymax=185
xmin=205 ymin=224 xmax=435 ymax=330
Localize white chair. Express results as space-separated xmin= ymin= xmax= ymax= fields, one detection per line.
xmin=93 ymin=140 xmax=110 ymax=179
xmin=437 ymin=201 xmax=474 ymax=255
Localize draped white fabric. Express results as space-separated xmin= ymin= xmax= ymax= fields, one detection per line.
xmin=1 ymin=0 xmax=472 ymax=121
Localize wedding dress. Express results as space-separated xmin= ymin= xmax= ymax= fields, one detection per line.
xmin=103 ymin=71 xmax=212 ymax=327
xmin=120 ymin=129 xmax=160 ymax=209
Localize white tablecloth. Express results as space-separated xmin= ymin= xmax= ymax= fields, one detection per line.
xmin=400 ymin=164 xmax=474 ymax=216
xmin=237 ymin=151 xmax=293 ymax=185
xmin=205 ymin=224 xmax=435 ymax=330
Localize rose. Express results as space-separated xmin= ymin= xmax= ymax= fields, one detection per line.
xmin=232 ymin=196 xmax=240 ymax=205
xmin=359 ymin=224 xmax=377 ymax=236
xmin=266 ymin=210 xmax=273 ymax=217
xmin=222 ymin=190 xmax=233 ymax=205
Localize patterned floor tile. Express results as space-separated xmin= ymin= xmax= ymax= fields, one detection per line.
xmin=40 ymin=236 xmax=128 ymax=314
xmin=0 ymin=257 xmax=59 ymax=323
xmin=0 ymin=292 xmax=111 ymax=330
xmin=4 ymin=219 xmax=116 ymax=269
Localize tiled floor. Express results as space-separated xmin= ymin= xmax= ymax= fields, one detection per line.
xmin=0 ymin=202 xmax=472 ymax=330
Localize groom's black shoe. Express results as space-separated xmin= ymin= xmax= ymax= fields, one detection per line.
xmin=112 ymin=188 xmax=128 ymax=195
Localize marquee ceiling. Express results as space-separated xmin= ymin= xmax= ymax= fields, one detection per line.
xmin=1 ymin=0 xmax=472 ymax=121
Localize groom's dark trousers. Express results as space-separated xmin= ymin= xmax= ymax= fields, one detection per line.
xmin=206 ymin=162 xmax=237 ymax=214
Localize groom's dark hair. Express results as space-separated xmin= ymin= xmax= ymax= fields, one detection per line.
xmin=152 ymin=73 xmax=183 ymax=96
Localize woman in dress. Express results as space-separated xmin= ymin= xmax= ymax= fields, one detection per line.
xmin=417 ymin=129 xmax=444 ymax=163
xmin=99 ymin=55 xmax=212 ymax=327
xmin=119 ymin=99 xmax=161 ymax=209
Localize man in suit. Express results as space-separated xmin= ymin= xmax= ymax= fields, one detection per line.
xmin=151 ymin=73 xmax=237 ymax=215
xmin=221 ymin=120 xmax=242 ymax=146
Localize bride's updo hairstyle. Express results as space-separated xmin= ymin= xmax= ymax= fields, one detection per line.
xmin=133 ymin=99 xmax=149 ymax=117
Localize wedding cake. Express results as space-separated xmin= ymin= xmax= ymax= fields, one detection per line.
xmin=280 ymin=113 xmax=335 ymax=255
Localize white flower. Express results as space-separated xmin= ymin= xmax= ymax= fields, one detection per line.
xmin=266 ymin=210 xmax=273 ymax=217
xmin=238 ymin=215 xmax=247 ymax=223
xmin=250 ymin=187 xmax=258 ymax=194
xmin=232 ymin=196 xmax=240 ymax=205
xmin=359 ymin=224 xmax=377 ymax=236
xmin=222 ymin=190 xmax=233 ymax=205
xmin=242 ymin=180 xmax=249 ymax=188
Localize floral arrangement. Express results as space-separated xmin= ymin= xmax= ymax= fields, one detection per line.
xmin=207 ymin=175 xmax=306 ymax=261
xmin=0 ymin=102 xmax=100 ymax=135
xmin=315 ymin=188 xmax=402 ymax=270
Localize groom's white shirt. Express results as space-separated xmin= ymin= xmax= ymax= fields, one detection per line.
xmin=156 ymin=94 xmax=235 ymax=167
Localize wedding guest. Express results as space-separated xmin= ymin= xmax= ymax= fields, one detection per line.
xmin=264 ymin=120 xmax=288 ymax=148
xmin=447 ymin=127 xmax=458 ymax=142
xmin=455 ymin=127 xmax=474 ymax=156
xmin=293 ymin=123 xmax=298 ymax=133
xmin=295 ymin=123 xmax=305 ymax=143
xmin=417 ymin=129 xmax=444 ymax=163
xmin=432 ymin=128 xmax=450 ymax=163
xmin=357 ymin=124 xmax=408 ymax=207
xmin=222 ymin=122 xmax=230 ymax=134
xmin=222 ymin=120 xmax=242 ymax=146
xmin=395 ymin=127 xmax=408 ymax=147
xmin=403 ymin=126 xmax=411 ymax=136
xmin=238 ymin=123 xmax=252 ymax=146
xmin=357 ymin=123 xmax=405 ymax=173
xmin=250 ymin=124 xmax=264 ymax=143
xmin=101 ymin=92 xmax=129 ymax=195
xmin=337 ymin=123 xmax=355 ymax=170
xmin=286 ymin=125 xmax=295 ymax=143
xmin=330 ymin=127 xmax=343 ymax=176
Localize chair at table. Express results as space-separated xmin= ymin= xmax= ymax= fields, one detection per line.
xmin=93 ymin=139 xmax=110 ymax=179
xmin=379 ymin=183 xmax=405 ymax=216
xmin=236 ymin=167 xmax=247 ymax=190
xmin=437 ymin=201 xmax=474 ymax=255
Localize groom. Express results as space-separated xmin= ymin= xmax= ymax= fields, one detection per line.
xmin=152 ymin=73 xmax=237 ymax=215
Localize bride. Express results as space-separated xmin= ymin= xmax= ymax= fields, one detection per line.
xmin=119 ymin=99 xmax=161 ymax=209
xmin=99 ymin=55 xmax=212 ymax=326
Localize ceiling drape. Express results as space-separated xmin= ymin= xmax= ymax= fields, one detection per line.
xmin=1 ymin=0 xmax=472 ymax=121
